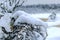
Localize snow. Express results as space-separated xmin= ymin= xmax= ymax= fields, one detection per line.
xmin=14 ymin=14 xmax=47 ymax=27
xmin=31 ymin=13 xmax=60 ymax=27
xmin=0 ymin=13 xmax=13 ymax=39
xmin=12 ymin=11 xmax=47 ymax=40
xmin=31 ymin=13 xmax=60 ymax=19
xmin=0 ymin=13 xmax=12 ymax=32
xmin=0 ymin=11 xmax=48 ymax=40
xmin=33 ymin=31 xmax=43 ymax=40
xmin=0 ymin=27 xmax=4 ymax=38
xmin=46 ymin=27 xmax=60 ymax=40
xmin=31 ymin=13 xmax=60 ymax=40
xmin=46 ymin=21 xmax=60 ymax=27
xmin=12 ymin=11 xmax=47 ymax=28
xmin=1 ymin=10 xmax=60 ymax=40
xmin=23 ymin=0 xmax=60 ymax=6
xmin=0 ymin=13 xmax=4 ymax=15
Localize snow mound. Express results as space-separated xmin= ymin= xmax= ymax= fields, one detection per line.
xmin=46 ymin=27 xmax=60 ymax=40
xmin=0 ymin=13 xmax=12 ymax=32
xmin=12 ymin=11 xmax=47 ymax=28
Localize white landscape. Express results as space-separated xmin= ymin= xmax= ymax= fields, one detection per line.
xmin=0 ymin=0 xmax=60 ymax=40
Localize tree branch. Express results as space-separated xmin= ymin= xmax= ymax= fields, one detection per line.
xmin=0 ymin=0 xmax=25 ymax=13
xmin=12 ymin=0 xmax=25 ymax=11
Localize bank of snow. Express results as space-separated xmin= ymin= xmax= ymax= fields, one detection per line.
xmin=0 ymin=13 xmax=12 ymax=32
xmin=46 ymin=27 xmax=60 ymax=40
xmin=31 ymin=13 xmax=60 ymax=27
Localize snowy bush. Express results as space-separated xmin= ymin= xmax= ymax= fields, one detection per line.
xmin=0 ymin=10 xmax=48 ymax=40
xmin=0 ymin=0 xmax=47 ymax=40
xmin=10 ymin=11 xmax=48 ymax=40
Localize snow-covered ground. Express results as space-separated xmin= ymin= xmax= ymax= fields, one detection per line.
xmin=31 ymin=13 xmax=60 ymax=26
xmin=31 ymin=13 xmax=60 ymax=40
xmin=46 ymin=27 xmax=60 ymax=40
xmin=31 ymin=13 xmax=60 ymax=19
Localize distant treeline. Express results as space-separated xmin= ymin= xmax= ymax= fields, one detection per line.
xmin=21 ymin=4 xmax=60 ymax=9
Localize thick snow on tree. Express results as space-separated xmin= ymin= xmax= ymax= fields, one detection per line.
xmin=12 ymin=11 xmax=47 ymax=26
xmin=11 ymin=10 xmax=48 ymax=40
xmin=0 ymin=13 xmax=12 ymax=40
xmin=0 ymin=10 xmax=47 ymax=40
xmin=0 ymin=0 xmax=47 ymax=40
xmin=0 ymin=13 xmax=12 ymax=32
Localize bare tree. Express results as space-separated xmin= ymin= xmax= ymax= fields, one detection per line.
xmin=0 ymin=0 xmax=25 ymax=13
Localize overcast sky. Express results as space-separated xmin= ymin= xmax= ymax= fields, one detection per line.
xmin=23 ymin=0 xmax=60 ymax=5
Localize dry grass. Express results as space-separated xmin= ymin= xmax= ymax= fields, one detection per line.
xmin=40 ymin=18 xmax=48 ymax=22
xmin=40 ymin=18 xmax=60 ymax=27
xmin=53 ymin=24 xmax=60 ymax=27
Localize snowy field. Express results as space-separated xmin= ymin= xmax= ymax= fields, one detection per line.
xmin=31 ymin=13 xmax=60 ymax=40
xmin=31 ymin=13 xmax=60 ymax=19
xmin=46 ymin=27 xmax=60 ymax=40
xmin=0 ymin=0 xmax=60 ymax=40
xmin=31 ymin=13 xmax=60 ymax=27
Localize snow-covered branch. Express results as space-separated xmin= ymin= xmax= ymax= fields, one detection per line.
xmin=0 ymin=0 xmax=25 ymax=13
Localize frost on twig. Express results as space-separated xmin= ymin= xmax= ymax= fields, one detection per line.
xmin=0 ymin=0 xmax=25 ymax=13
